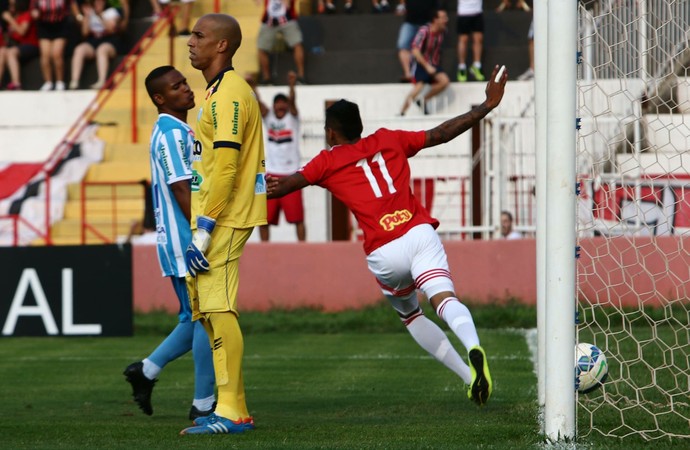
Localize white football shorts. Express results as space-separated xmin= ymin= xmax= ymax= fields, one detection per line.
xmin=366 ymin=223 xmax=455 ymax=303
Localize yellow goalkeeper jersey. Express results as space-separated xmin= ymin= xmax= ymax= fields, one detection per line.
xmin=191 ymin=67 xmax=267 ymax=229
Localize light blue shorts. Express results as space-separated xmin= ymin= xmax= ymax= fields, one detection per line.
xmin=171 ymin=276 xmax=192 ymax=323
xmin=397 ymin=22 xmax=421 ymax=50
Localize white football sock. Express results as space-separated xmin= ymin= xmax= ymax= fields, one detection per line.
xmin=192 ymin=394 xmax=216 ymax=411
xmin=142 ymin=358 xmax=162 ymax=380
xmin=407 ymin=315 xmax=471 ymax=384
xmin=435 ymin=297 xmax=480 ymax=351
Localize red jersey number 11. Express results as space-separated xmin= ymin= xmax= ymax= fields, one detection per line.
xmin=356 ymin=152 xmax=397 ymax=198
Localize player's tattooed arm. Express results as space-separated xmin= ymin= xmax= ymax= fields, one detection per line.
xmin=424 ymin=65 xmax=507 ymax=148
xmin=424 ymin=104 xmax=493 ymax=147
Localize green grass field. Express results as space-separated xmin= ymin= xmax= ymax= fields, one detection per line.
xmin=0 ymin=302 xmax=686 ymax=449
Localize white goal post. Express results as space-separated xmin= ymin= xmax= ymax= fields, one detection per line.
xmin=541 ymin=0 xmax=577 ymax=441
xmin=539 ymin=0 xmax=690 ymax=442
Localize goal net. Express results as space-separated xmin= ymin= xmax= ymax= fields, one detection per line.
xmin=577 ymin=0 xmax=690 ymax=440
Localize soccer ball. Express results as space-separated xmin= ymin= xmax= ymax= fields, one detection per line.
xmin=575 ymin=342 xmax=608 ymax=393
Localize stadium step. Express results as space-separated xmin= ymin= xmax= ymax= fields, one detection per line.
xmin=67 ymin=182 xmax=145 ymax=201
xmin=62 ymin=198 xmax=145 ymax=220
xmin=50 ymin=217 xmax=136 ymax=240
xmin=260 ymin=7 xmax=532 ymax=85
xmin=31 ymin=235 xmax=101 ymax=246
xmin=104 ymin=142 xmax=150 ymax=162
xmin=85 ymin=162 xmax=151 ymax=183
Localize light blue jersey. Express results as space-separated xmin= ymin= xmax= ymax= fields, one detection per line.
xmin=149 ymin=113 xmax=194 ymax=277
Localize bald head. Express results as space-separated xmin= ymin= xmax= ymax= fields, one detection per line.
xmin=189 ymin=14 xmax=243 ymax=81
xmin=199 ymin=13 xmax=242 ymax=56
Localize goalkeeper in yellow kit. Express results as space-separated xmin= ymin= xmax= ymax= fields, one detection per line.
xmin=181 ymin=13 xmax=266 ymax=435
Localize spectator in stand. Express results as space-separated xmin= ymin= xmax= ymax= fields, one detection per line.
xmin=157 ymin=0 xmax=193 ymax=35
xmin=69 ymin=0 xmax=121 ymax=89
xmin=257 ymin=0 xmax=305 ymax=85
xmin=1 ymin=0 xmax=39 ymax=90
xmin=252 ymin=70 xmax=306 ymax=242
xmin=106 ymin=0 xmax=128 ymax=32
xmin=496 ymin=0 xmax=530 ymax=12
xmin=316 ymin=0 xmax=353 ymax=14
xmin=0 ymin=22 xmax=5 ymax=85
xmin=400 ymin=8 xmax=450 ymax=116
xmin=0 ymin=1 xmax=5 ymax=82
xmin=395 ymin=0 xmax=437 ymax=83
xmin=371 ymin=0 xmax=391 ymax=13
xmin=147 ymin=0 xmax=161 ymax=19
xmin=75 ymin=0 xmax=128 ymax=31
xmin=31 ymin=0 xmax=73 ymax=91
xmin=456 ymin=0 xmax=485 ymax=82
xmin=517 ymin=19 xmax=534 ymax=81
xmin=500 ymin=210 xmax=523 ymax=239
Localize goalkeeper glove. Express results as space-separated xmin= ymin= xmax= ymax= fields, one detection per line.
xmin=185 ymin=215 xmax=216 ymax=277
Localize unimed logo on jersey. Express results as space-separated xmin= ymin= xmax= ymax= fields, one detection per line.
xmin=0 ymin=245 xmax=133 ymax=337
xmin=161 ymin=143 xmax=172 ymax=177
xmin=232 ymin=101 xmax=239 ymax=135
xmin=379 ymin=209 xmax=412 ymax=231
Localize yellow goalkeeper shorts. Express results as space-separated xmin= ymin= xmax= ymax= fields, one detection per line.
xmin=188 ymin=226 xmax=253 ymax=317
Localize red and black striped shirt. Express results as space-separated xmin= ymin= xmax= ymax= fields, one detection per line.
xmin=31 ymin=0 xmax=71 ymax=23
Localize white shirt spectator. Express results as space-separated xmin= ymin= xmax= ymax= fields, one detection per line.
xmin=505 ymin=230 xmax=522 ymax=240
xmin=88 ymin=7 xmax=120 ymax=38
xmin=264 ymin=110 xmax=301 ymax=175
xmin=458 ymin=0 xmax=483 ymax=16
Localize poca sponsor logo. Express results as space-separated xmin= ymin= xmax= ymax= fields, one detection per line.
xmin=379 ymin=209 xmax=412 ymax=231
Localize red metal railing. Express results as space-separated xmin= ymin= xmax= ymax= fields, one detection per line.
xmin=80 ymin=180 xmax=146 ymax=244
xmin=0 ymin=214 xmax=50 ymax=246
xmin=507 ymin=174 xmax=536 ymax=231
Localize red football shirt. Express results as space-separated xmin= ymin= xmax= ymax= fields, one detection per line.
xmin=300 ymin=128 xmax=439 ymax=254
xmin=10 ymin=12 xmax=38 ymax=46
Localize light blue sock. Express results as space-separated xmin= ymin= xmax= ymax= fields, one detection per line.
xmin=148 ymin=321 xmax=193 ymax=369
xmin=192 ymin=321 xmax=215 ymax=400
